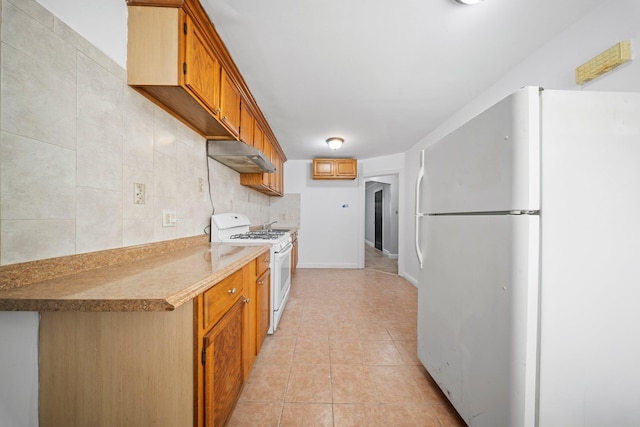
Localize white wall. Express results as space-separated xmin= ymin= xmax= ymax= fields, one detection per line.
xmin=401 ymin=0 xmax=640 ymax=285
xmin=285 ymin=155 xmax=405 ymax=270
xmin=35 ymin=0 xmax=127 ymax=68
xmin=284 ymin=160 xmax=362 ymax=268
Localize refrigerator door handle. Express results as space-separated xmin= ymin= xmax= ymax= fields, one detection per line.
xmin=415 ymin=150 xmax=425 ymax=269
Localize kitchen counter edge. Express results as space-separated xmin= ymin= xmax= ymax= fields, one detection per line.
xmin=0 ymin=235 xmax=270 ymax=312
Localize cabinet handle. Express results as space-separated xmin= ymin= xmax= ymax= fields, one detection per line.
xmin=228 ymin=288 xmax=236 ymax=295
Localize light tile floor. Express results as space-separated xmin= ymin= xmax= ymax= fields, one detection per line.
xmin=364 ymin=244 xmax=398 ymax=275
xmin=229 ymin=268 xmax=466 ymax=426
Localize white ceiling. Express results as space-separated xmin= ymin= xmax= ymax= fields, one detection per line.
xmin=200 ymin=0 xmax=606 ymax=160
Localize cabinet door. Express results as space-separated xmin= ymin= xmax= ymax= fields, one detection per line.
xmin=262 ymin=138 xmax=273 ymax=188
xmin=203 ymin=298 xmax=244 ymax=427
xmin=183 ymin=15 xmax=221 ymax=116
xmin=313 ymin=159 xmax=335 ymax=178
xmin=256 ymin=269 xmax=270 ymax=352
xmin=253 ymin=122 xmax=264 ymax=152
xmin=335 ymin=159 xmax=357 ymax=178
xmin=220 ymin=68 xmax=241 ymax=137
xmin=239 ymin=102 xmax=254 ymax=145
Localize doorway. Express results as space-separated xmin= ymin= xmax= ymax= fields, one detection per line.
xmin=364 ymin=177 xmax=398 ymax=274
xmin=374 ymin=190 xmax=383 ymax=250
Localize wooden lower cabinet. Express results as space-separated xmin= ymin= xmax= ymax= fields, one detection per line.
xmin=203 ymin=297 xmax=244 ymax=427
xmin=39 ymin=305 xmax=195 ymax=427
xmin=39 ymin=253 xmax=270 ymax=427
xmin=256 ymin=268 xmax=270 ymax=352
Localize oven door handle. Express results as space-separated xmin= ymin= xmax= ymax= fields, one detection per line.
xmin=275 ymin=242 xmax=293 ymax=256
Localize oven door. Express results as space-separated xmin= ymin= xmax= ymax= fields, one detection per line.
xmin=273 ymin=242 xmax=292 ymax=312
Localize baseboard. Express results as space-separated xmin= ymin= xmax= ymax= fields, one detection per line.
xmin=297 ymin=263 xmax=360 ymax=269
xmin=400 ymin=271 xmax=418 ymax=288
xmin=382 ymin=249 xmax=398 ymax=259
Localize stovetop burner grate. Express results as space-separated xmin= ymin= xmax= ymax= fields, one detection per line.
xmin=230 ymin=230 xmax=287 ymax=240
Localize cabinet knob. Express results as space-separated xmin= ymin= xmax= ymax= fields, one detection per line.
xmin=222 ymin=115 xmax=228 ymax=121
xmin=215 ymin=108 xmax=221 ymax=113
xmin=228 ymin=288 xmax=236 ymax=295
xmin=264 ymin=256 xmax=270 ymax=262
xmin=258 ymin=280 xmax=264 ymax=286
xmin=244 ymin=298 xmax=250 ymax=304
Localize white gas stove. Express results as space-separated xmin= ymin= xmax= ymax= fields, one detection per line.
xmin=211 ymin=213 xmax=292 ymax=334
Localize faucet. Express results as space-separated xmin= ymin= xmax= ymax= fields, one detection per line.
xmin=262 ymin=220 xmax=278 ymax=230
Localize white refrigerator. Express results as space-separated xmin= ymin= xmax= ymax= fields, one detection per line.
xmin=415 ymin=86 xmax=640 ymax=427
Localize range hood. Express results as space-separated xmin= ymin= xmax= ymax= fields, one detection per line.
xmin=206 ymin=140 xmax=276 ymax=174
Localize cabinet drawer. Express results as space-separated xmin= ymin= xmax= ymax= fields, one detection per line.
xmin=203 ymin=269 xmax=244 ymax=330
xmin=256 ymin=251 xmax=270 ymax=276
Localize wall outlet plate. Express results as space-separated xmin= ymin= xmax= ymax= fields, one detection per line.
xmin=134 ymin=183 xmax=145 ymax=205
xmin=162 ymin=210 xmax=177 ymax=227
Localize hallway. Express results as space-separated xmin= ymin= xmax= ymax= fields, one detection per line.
xmin=364 ymin=244 xmax=398 ymax=275
xmin=229 ymin=268 xmax=465 ymax=426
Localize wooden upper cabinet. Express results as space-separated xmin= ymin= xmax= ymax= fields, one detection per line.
xmin=127 ymin=6 xmax=232 ymax=138
xmin=128 ymin=1 xmax=287 ymax=195
xmin=312 ymin=158 xmax=357 ymax=180
xmin=183 ymin=14 xmax=221 ymax=116
xmin=219 ymin=68 xmax=241 ymax=137
xmin=239 ymin=101 xmax=254 ymax=145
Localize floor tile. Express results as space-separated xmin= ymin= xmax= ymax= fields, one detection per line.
xmin=432 ymin=402 xmax=468 ymax=427
xmin=293 ymin=338 xmax=330 ymax=365
xmin=393 ymin=340 xmax=422 ymax=365
xmin=329 ymin=340 xmax=366 ymax=365
xmin=333 ymin=403 xmax=387 ymax=427
xmin=229 ymin=269 xmax=467 ymax=425
xmin=255 ymin=335 xmax=296 ymax=366
xmin=280 ymin=403 xmax=333 ymax=426
xmin=331 ymin=364 xmax=379 ymax=404
xmin=381 ymin=402 xmax=441 ymax=426
xmin=361 ymin=340 xmax=405 ymax=365
xmin=227 ymin=401 xmax=282 ymax=426
xmin=285 ymin=364 xmax=332 ymax=403
xmin=370 ymin=366 xmax=426 ymax=404
xmin=239 ymin=363 xmax=291 ymax=402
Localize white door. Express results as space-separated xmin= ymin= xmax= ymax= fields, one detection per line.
xmin=417 ymin=214 xmax=539 ymax=427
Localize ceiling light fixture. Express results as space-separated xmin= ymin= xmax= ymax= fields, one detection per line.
xmin=326 ymin=137 xmax=344 ymax=150
xmin=452 ymin=0 xmax=484 ymax=4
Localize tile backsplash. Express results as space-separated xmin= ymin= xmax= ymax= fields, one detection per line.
xmin=0 ymin=0 xmax=271 ymax=265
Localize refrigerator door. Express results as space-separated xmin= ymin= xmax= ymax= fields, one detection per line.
xmin=417 ymin=214 xmax=539 ymax=427
xmin=420 ymin=86 xmax=540 ymax=215
xmin=537 ymin=90 xmax=640 ymax=426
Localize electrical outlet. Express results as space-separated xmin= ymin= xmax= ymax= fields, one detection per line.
xmin=198 ymin=177 xmax=205 ymax=193
xmin=134 ymin=183 xmax=145 ymax=205
xmin=162 ymin=210 xmax=177 ymax=227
